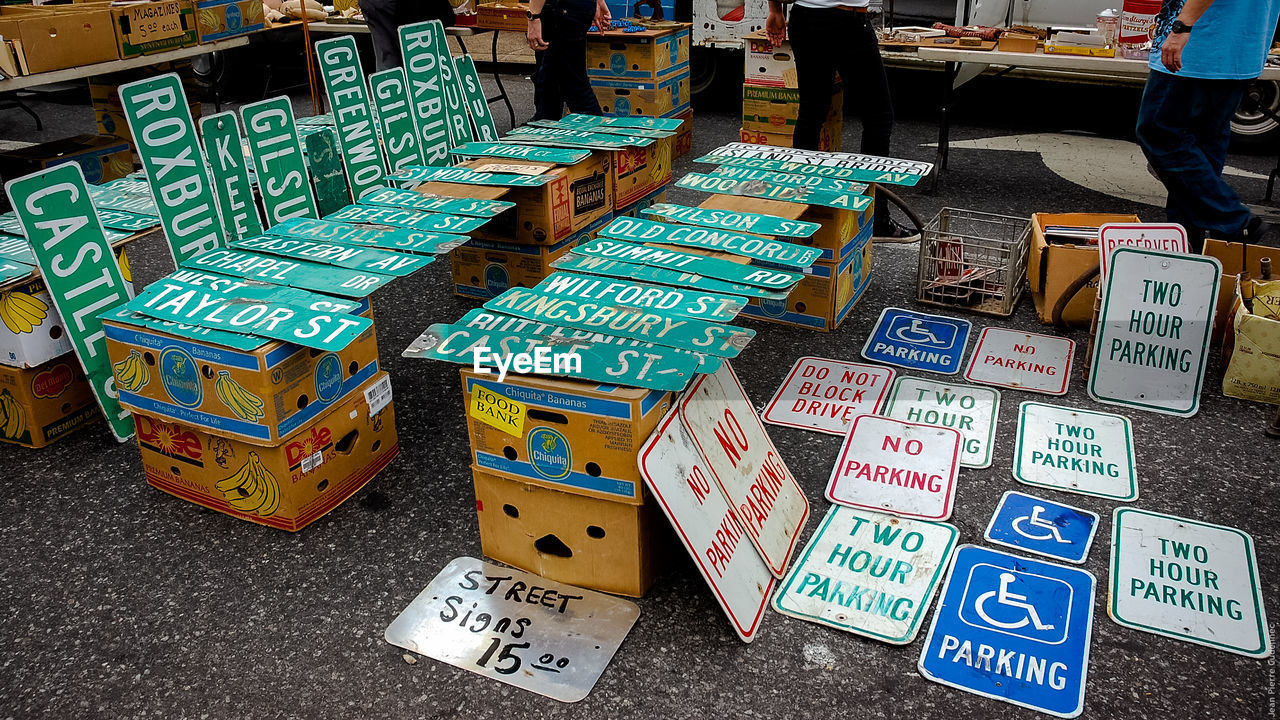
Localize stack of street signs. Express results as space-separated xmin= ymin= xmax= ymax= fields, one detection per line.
xmin=1108 ymin=508 xmax=1272 ymax=658
xmin=862 ymin=307 xmax=973 ymax=376
xmin=964 ymin=328 xmax=1075 ymax=396
xmin=1013 ymin=402 xmax=1138 ymax=502
xmin=880 ymin=377 xmax=999 ymax=469
xmin=984 ymin=491 xmax=1098 ymax=565
xmin=918 ymin=545 xmax=1096 ymax=718
xmin=761 ymin=357 xmax=895 ymax=435
xmin=637 ymin=362 xmax=809 ymax=641
xmin=826 ymin=414 xmax=961 ymax=521
xmin=385 ymin=557 xmax=640 ymax=702
xmin=693 ymin=142 xmax=935 ymax=187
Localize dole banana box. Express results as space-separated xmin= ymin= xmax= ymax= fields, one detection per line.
xmin=450 ymin=212 xmax=613 ymax=300
xmin=0 ymin=352 xmax=99 ymax=448
xmin=739 ymin=114 xmax=842 ymax=152
xmin=616 ymin=187 xmax=667 ymax=219
xmin=612 ymin=135 xmax=673 ymax=210
xmin=742 ymin=223 xmax=873 ymax=331
xmin=472 ymin=467 xmax=665 ymax=597
xmin=103 ymin=298 xmax=379 ymax=445
xmin=697 ymin=192 xmax=872 ymax=261
xmin=586 ymin=25 xmax=691 ymax=81
xmin=460 ymin=369 xmax=671 ymax=505
xmin=135 ymin=372 xmax=398 ymax=532
xmin=672 ymin=108 xmax=693 ymax=159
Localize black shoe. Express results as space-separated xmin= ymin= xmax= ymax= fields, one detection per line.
xmin=873 ymin=218 xmax=921 ymax=244
xmin=1245 ymin=215 xmax=1280 ymax=247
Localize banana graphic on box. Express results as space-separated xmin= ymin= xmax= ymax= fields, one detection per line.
xmin=215 ymin=451 xmax=280 ymax=517
xmin=117 ymin=248 xmax=132 ymax=285
xmin=215 ymin=370 xmax=265 ymax=422
xmin=112 ymin=349 xmax=150 ymax=392
xmin=0 ymin=290 xmax=48 ymax=334
xmin=0 ymin=389 xmax=26 ymax=440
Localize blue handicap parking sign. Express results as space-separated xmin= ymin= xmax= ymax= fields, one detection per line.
xmin=918 ymin=545 xmax=1095 ymax=718
xmin=985 ymin=491 xmax=1099 ymax=565
xmin=861 ymin=307 xmax=972 ymax=375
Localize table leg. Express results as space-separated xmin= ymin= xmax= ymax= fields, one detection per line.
xmin=490 ymin=29 xmax=517 ymax=129
xmin=929 ymin=60 xmax=956 ymax=195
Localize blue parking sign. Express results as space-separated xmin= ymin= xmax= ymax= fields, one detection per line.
xmin=985 ymin=491 xmax=1099 ymax=565
xmin=918 ymin=545 xmax=1095 ymax=718
xmin=861 ymin=307 xmax=972 ymax=375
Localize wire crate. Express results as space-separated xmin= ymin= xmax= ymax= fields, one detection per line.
xmin=916 ymin=208 xmax=1031 ymax=317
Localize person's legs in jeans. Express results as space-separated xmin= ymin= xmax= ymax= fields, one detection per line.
xmin=362 ymin=0 xmax=403 ymax=70
xmin=788 ymin=6 xmax=838 ymax=151
xmin=532 ymin=47 xmax=560 ymax=120
xmin=554 ymin=0 xmax=601 ymax=115
xmin=836 ymin=13 xmax=896 ymax=233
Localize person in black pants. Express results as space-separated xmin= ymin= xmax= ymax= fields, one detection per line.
xmin=363 ymin=0 xmax=456 ymax=70
xmin=527 ymin=0 xmax=610 ymax=120
xmin=766 ymin=0 xmax=916 ymax=241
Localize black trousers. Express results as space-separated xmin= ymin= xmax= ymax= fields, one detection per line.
xmin=533 ymin=0 xmax=602 ymax=120
xmin=789 ymin=5 xmax=894 ymax=228
xmin=364 ymin=0 xmax=455 ymax=71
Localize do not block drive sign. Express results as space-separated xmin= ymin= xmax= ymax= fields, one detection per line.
xmin=826 ymin=415 xmax=961 ymax=521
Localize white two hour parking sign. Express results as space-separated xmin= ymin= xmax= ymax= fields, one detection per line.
xmin=761 ymin=357 xmax=895 ymax=435
xmin=965 ymin=328 xmax=1075 ymax=396
xmin=826 ymin=415 xmax=961 ymax=521
xmin=1013 ymin=402 xmax=1137 ymax=501
xmin=880 ymin=376 xmax=999 ymax=469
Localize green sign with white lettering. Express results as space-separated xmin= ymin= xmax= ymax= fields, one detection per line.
xmin=561 ymin=113 xmax=684 ymax=132
xmin=94 ymin=208 xmax=160 ymax=233
xmin=600 ymin=216 xmax=820 ymax=268
xmin=642 ymin=202 xmax=818 ymax=238
xmin=451 ymin=141 xmax=590 ymax=165
xmin=0 ymin=235 xmax=35 ymax=265
xmin=267 ymin=216 xmax=467 ymax=255
xmin=506 ymin=125 xmax=651 ymax=148
xmin=0 ymin=259 xmax=32 ymax=285
xmin=200 ymin=111 xmax=265 ymax=242
xmin=119 ymin=72 xmax=226 ymax=264
xmin=88 ymin=182 xmax=157 ymax=216
xmin=573 ymin=238 xmax=803 ymax=289
xmin=676 ymin=173 xmax=872 ymax=212
xmin=398 ymin=21 xmax=452 ymax=166
xmin=709 ymin=165 xmax=870 ymax=195
xmin=369 ymin=68 xmax=425 ymax=171
xmin=231 ymin=235 xmax=430 ymax=277
xmin=360 ymin=186 xmax=513 ymax=217
xmin=325 ymin=203 xmax=489 ymax=233
xmin=424 ymin=21 xmax=473 ymax=147
xmin=102 ymin=304 xmax=266 ymax=352
xmin=535 ymin=271 xmax=745 ymax=323
xmin=240 ymin=96 xmax=319 ymax=226
xmin=4 ymin=164 xmax=135 ymax=441
xmin=305 ymin=128 xmax=352 ymax=216
xmin=549 ymin=252 xmax=788 ymax=300
xmin=695 ymin=152 xmax=925 ymax=186
xmin=315 ymin=36 xmax=388 ymax=199
xmin=455 ymin=55 xmax=499 ymax=142
xmin=387 ymin=165 xmax=553 ymax=187
xmin=529 ymin=119 xmax=673 ymax=140
xmin=182 ymin=248 xmax=394 ymax=298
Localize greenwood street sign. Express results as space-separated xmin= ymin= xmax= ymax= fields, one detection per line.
xmin=368 ymin=68 xmax=425 ymax=171
xmin=679 ymin=362 xmax=809 ymax=578
xmin=676 ymin=173 xmax=872 ymax=212
xmin=267 ymin=217 xmax=469 ymax=255
xmin=315 ymin=36 xmax=388 ymax=199
xmin=1013 ymin=401 xmax=1137 ymax=501
xmin=119 ymin=73 xmax=225 ymax=264
xmin=641 ymin=202 xmax=820 ymax=238
xmin=199 ymin=111 xmax=265 ymax=241
xmin=1109 ymin=508 xmax=1272 ymax=658
xmin=708 ymin=165 xmax=870 ymax=195
xmin=599 ymin=216 xmax=821 ymax=268
xmin=181 ymin=249 xmax=394 ymax=298
xmin=918 ymin=545 xmax=1096 ymax=718
xmin=773 ymin=505 xmax=958 ymax=645
xmin=534 ymin=272 xmax=746 ymax=323
xmin=398 ymin=21 xmax=451 ymax=165
xmin=964 ymin=327 xmax=1075 ymax=396
xmin=304 ymin=127 xmax=352 ymax=216
xmin=826 ymin=415 xmax=961 ymax=521
xmin=359 ymin=186 xmax=514 ymax=217
xmin=1088 ymin=248 xmax=1220 ymax=417
xmin=451 ymin=141 xmax=590 ymax=164
xmin=387 ymin=165 xmax=553 ymax=187
xmin=862 ymin=307 xmax=973 ymax=375
xmin=240 ymin=96 xmax=319 ymax=225
xmin=639 ymin=409 xmax=775 ymax=642
xmin=4 ymin=164 xmax=135 ymax=441
xmin=881 ymin=377 xmax=999 ymax=469
xmin=424 ymin=20 xmax=473 ymax=146
xmin=985 ymin=491 xmax=1098 ymax=565
xmin=761 ymin=357 xmax=894 ymax=435
xmin=1097 ymin=223 xmax=1188 ymax=284
xmin=560 ymin=113 xmax=685 ymax=131
xmin=324 ymin=203 xmax=489 ymax=233
xmin=231 ymin=235 xmax=430 ymax=277
xmin=549 ymin=253 xmax=789 ymax=300
xmin=455 ymin=55 xmax=498 ymax=142
xmin=572 ymin=239 xmax=803 ymax=289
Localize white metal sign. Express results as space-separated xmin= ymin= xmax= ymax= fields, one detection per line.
xmin=1089 ymin=248 xmax=1220 ymax=417
xmin=880 ymin=377 xmax=999 ymax=469
xmin=1013 ymin=401 xmax=1137 ymax=501
xmin=1109 ymin=508 xmax=1272 ymax=658
xmin=1097 ymin=223 xmax=1188 ymax=284
xmin=761 ymin=356 xmax=895 ymax=435
xmin=773 ymin=505 xmax=958 ymax=645
xmin=679 ymin=362 xmax=810 ymax=578
xmin=964 ymin=327 xmax=1075 ymax=396
xmin=639 ymin=409 xmax=775 ymax=642
xmin=826 ymin=415 xmax=961 ymax=521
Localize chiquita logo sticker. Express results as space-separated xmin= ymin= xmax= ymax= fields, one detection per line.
xmin=527 ymin=427 xmax=571 ymax=479
xmin=159 ymin=347 xmax=203 ymax=408
xmin=314 ymin=353 xmax=344 ymax=403
xmin=484 ymin=263 xmax=510 ymax=296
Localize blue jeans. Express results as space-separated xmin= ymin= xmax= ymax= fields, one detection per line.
xmin=532 ymin=0 xmax=601 ymax=121
xmin=1136 ymin=70 xmax=1251 ymax=248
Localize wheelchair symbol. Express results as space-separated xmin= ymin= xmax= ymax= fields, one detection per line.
xmin=892 ymin=318 xmax=943 ymax=345
xmin=1012 ymin=505 xmax=1071 ymax=545
xmin=885 ymin=315 xmax=957 ymax=349
xmin=974 ymin=572 xmax=1055 ymax=632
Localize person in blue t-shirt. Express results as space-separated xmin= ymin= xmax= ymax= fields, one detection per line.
xmin=1136 ymin=0 xmax=1280 ymax=250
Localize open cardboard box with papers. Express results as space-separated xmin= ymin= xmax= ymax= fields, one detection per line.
xmin=1028 ymin=212 xmax=1140 ymax=326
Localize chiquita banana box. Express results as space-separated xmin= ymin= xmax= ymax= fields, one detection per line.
xmin=104 ymin=298 xmax=379 ymax=445
xmin=0 ymin=352 xmax=99 ymax=448
xmin=742 ymin=223 xmax=874 ymax=332
xmin=135 ymin=372 xmax=398 ymax=531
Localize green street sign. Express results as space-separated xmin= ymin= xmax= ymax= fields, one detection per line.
xmin=4 ymin=164 xmax=135 ymax=441
xmin=709 ymin=165 xmax=870 ymax=195
xmin=695 ymin=152 xmax=926 ymax=186
xmin=232 ymin=234 xmax=430 ymax=277
xmin=455 ymin=55 xmax=499 ymax=142
xmin=642 ymin=202 xmax=819 ymax=238
xmin=0 ymin=234 xmax=35 ymax=265
xmin=0 ymin=213 xmax=26 ymax=235
xmin=182 ymin=248 xmax=394 ymax=298
xmin=387 ymin=165 xmax=554 ymax=187
xmin=240 ymin=95 xmax=320 ymax=226
xmin=296 ymin=114 xmax=334 ymax=126
xmin=424 ymin=21 xmax=473 ymax=147
xmin=561 ymin=113 xmax=684 ymax=132
xmin=451 ymin=141 xmax=590 ymax=165
xmin=88 ymin=182 xmax=158 ymax=216
xmin=398 ymin=21 xmax=452 ymax=166
xmin=549 ymin=252 xmax=788 ymax=300
xmin=0 ymin=258 xmax=33 ymax=284
xmin=102 ymin=305 xmax=266 ymax=352
xmin=506 ymin=125 xmax=651 ymax=148
xmin=325 ymin=203 xmax=489 ymax=233
xmin=676 ymin=173 xmax=873 ymax=212
xmin=94 ymin=208 xmax=160 ymax=232
xmin=536 ymin=271 xmax=746 ymax=323
xmin=119 ymin=72 xmax=226 ymax=264
xmin=484 ymin=287 xmax=755 ymax=357
xmin=369 ymin=68 xmax=426 ymax=171
xmin=600 ymin=216 xmax=821 ymax=268
xmin=127 ymin=275 xmax=372 ymax=352
xmin=528 ymin=119 xmax=673 ymax=139
xmin=305 ymin=128 xmax=352 ymax=216
xmin=315 ymin=36 xmax=388 ymax=199
xmin=267 ymin=216 xmax=468 ymax=255
xmin=200 ymin=111 xmax=265 ymax=241
xmin=573 ymin=238 xmax=803 ymax=289
xmin=360 ymin=186 xmax=514 ymax=217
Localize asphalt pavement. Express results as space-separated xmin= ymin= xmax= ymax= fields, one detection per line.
xmin=0 ymin=60 xmax=1276 ymax=720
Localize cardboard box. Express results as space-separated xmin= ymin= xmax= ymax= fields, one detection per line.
xmin=92 ymin=67 xmax=201 ymax=145
xmin=0 ymin=134 xmax=133 ymax=185
xmin=1044 ymin=42 xmax=1114 ymax=57
xmin=103 ymin=298 xmax=380 ymax=445
xmin=1221 ymin=279 xmax=1280 ymax=405
xmin=742 ymin=223 xmax=873 ymax=331
xmin=741 ymin=83 xmax=841 ymax=135
xmin=744 ymin=30 xmax=796 ymax=88
xmin=586 ymin=24 xmax=690 ymax=81
xmin=107 ymin=0 xmax=198 ymax=57
xmin=450 ymin=212 xmax=612 ymax=299
xmin=672 ymin=107 xmax=692 ymax=158
xmin=472 ymin=468 xmax=664 ymax=597
xmin=475 ymin=0 xmax=526 ymax=31
xmin=194 ymin=0 xmax=264 ymax=43
xmin=616 ymin=186 xmax=666 ymax=218
xmin=612 ymin=135 xmax=671 ymax=209
xmin=1028 ymin=212 xmax=1140 ymax=326
xmin=460 ymin=369 xmax=671 ymax=504
xmin=697 ymin=191 xmax=871 ymax=261
xmin=0 ymin=5 xmax=118 ymax=74
xmin=592 ymin=72 xmax=690 ymax=118
xmin=0 ymin=353 xmax=99 ymax=448
xmin=998 ymin=32 xmax=1039 ymax=53
xmin=136 ymin=372 xmax=399 ymax=532
xmin=1203 ymin=237 xmax=1277 ymax=342
xmin=739 ymin=114 xmax=842 ymax=151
